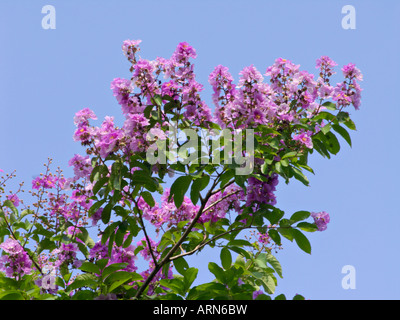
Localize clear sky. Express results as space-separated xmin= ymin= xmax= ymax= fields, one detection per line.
xmin=1 ymin=0 xmax=399 ymax=300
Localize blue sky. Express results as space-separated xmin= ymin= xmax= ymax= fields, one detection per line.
xmin=1 ymin=0 xmax=399 ymax=299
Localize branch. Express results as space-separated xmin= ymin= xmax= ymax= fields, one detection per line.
xmin=134 ymin=172 xmax=223 ymax=299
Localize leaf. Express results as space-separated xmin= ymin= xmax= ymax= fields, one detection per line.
xmin=141 ymin=191 xmax=155 ymax=207
xmin=80 ymin=262 xmax=101 ymax=275
xmin=88 ymin=198 xmax=106 ymax=218
xmin=173 ymin=257 xmax=189 ymax=276
xmin=183 ymin=267 xmax=198 ymax=292
xmin=102 ymin=263 xmax=129 ymax=280
xmin=292 ymin=229 xmax=312 ymax=254
xmin=190 ymin=174 xmax=210 ymax=205
xmin=101 ymin=202 xmax=113 ymax=224
xmin=322 ymin=101 xmax=336 ymax=110
xmin=159 ymin=278 xmax=185 ymax=296
xmin=321 ymin=123 xmax=332 ymax=135
xmin=266 ymin=253 xmax=283 ymax=278
xmin=297 ymin=222 xmax=318 ymax=232
xmin=110 ymin=161 xmax=123 ymax=191
xmin=3 ymin=200 xmax=18 ymax=218
xmin=268 ymin=229 xmax=281 ymax=246
xmin=261 ymin=275 xmax=276 ymax=294
xmin=291 ymin=167 xmax=309 ymax=186
xmin=277 ymin=227 xmax=294 ymax=242
xmin=324 ymin=132 xmax=341 ymax=155
xmin=332 ymin=124 xmax=352 ymax=147
xmin=220 ymin=247 xmax=232 ymax=270
xmin=169 ymin=176 xmax=192 ymax=208
xmin=66 ymin=274 xmax=98 ymax=291
xmin=281 ymin=151 xmax=299 ymax=160
xmin=0 ymin=291 xmax=24 ymax=300
xmin=105 ymin=271 xmax=137 ymax=292
xmin=208 ymin=262 xmax=226 ymax=284
xmin=290 ymin=211 xmax=310 ymax=223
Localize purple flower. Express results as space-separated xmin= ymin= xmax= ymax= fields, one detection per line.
xmin=293 ymin=131 xmax=313 ymax=149
xmin=0 ymin=239 xmax=32 ymax=278
xmin=311 ymin=211 xmax=330 ymax=231
xmin=6 ymin=194 xmax=20 ymax=207
xmin=172 ymin=42 xmax=197 ymax=63
xmin=342 ymin=63 xmax=363 ymax=81
xmin=238 ymin=65 xmax=264 ymax=86
xmin=253 ymin=290 xmax=264 ymax=299
xmin=316 ymin=56 xmax=337 ymax=71
xmin=122 ymin=39 xmax=142 ymax=61
xmin=73 ymin=108 xmax=97 ymax=126
xmin=0 ymin=238 xmax=23 ymax=254
xmin=68 ymin=154 xmax=92 ymax=180
xmin=110 ymin=78 xmax=133 ymax=107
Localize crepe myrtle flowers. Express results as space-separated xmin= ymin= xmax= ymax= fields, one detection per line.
xmin=0 ymin=39 xmax=361 ymax=300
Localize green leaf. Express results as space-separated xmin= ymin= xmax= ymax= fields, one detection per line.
xmin=183 ymin=267 xmax=198 ymax=292
xmin=297 ymin=222 xmax=318 ymax=232
xmin=322 ymin=101 xmax=337 ymax=110
xmin=3 ymin=200 xmax=18 ymax=218
xmin=292 ymin=229 xmax=312 ymax=254
xmin=266 ymin=253 xmax=283 ymax=278
xmin=190 ymin=174 xmax=210 ymax=205
xmin=291 ymin=167 xmax=309 ymax=186
xmin=169 ymin=175 xmax=192 ymax=208
xmin=220 ymin=247 xmax=232 ymax=270
xmin=281 ymin=151 xmax=299 ymax=160
xmin=277 ymin=227 xmax=294 ymax=241
xmin=88 ymin=198 xmax=106 ymax=218
xmin=141 ymin=191 xmax=155 ymax=207
xmin=159 ymin=278 xmax=185 ymax=296
xmin=0 ymin=291 xmax=24 ymax=300
xmin=324 ymin=132 xmax=340 ymax=155
xmin=219 ymin=170 xmax=235 ymax=188
xmin=337 ymin=111 xmax=356 ymax=130
xmin=290 ymin=211 xmax=310 ymax=223
xmin=261 ymin=275 xmax=276 ymax=294
xmin=102 ymin=263 xmax=129 ymax=280
xmin=321 ymin=123 xmax=332 ymax=135
xmin=66 ymin=274 xmax=98 ymax=291
xmin=80 ymin=262 xmax=101 ymax=275
xmin=93 ymin=177 xmax=109 ymax=196
xmin=268 ymin=229 xmax=281 ymax=246
xmin=173 ymin=257 xmax=189 ymax=276
xmin=110 ymin=161 xmax=123 ymax=191
xmin=101 ymin=202 xmax=113 ymax=224
xmin=105 ymin=271 xmax=136 ymax=292
xmin=332 ymin=124 xmax=352 ymax=147
xmin=208 ymin=262 xmax=226 ymax=284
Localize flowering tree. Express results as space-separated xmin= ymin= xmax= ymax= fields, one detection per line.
xmin=0 ymin=39 xmax=362 ymax=300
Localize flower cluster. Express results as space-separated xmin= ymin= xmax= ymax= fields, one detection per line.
xmin=311 ymin=211 xmax=330 ymax=231
xmin=52 ymin=243 xmax=81 ymax=268
xmin=0 ymin=238 xmax=32 ymax=278
xmin=245 ymin=174 xmax=279 ymax=208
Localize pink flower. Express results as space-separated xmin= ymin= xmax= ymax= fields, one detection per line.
xmin=73 ymin=108 xmax=97 ymax=126
xmin=6 ymin=194 xmax=20 ymax=207
xmin=311 ymin=211 xmax=330 ymax=231
xmin=122 ymin=39 xmax=142 ymax=61
xmin=172 ymin=42 xmax=197 ymax=63
xmin=342 ymin=63 xmax=363 ymax=81
xmin=293 ymin=131 xmax=313 ymax=149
